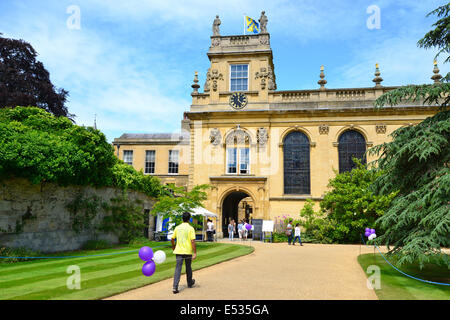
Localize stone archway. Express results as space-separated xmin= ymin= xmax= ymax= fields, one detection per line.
xmin=221 ymin=190 xmax=254 ymax=237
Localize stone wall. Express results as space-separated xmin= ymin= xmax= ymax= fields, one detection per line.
xmin=0 ymin=178 xmax=155 ymax=253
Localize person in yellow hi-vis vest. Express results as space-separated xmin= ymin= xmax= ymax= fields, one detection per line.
xmin=171 ymin=211 xmax=197 ymax=294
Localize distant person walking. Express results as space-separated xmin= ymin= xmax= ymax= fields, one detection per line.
xmin=206 ymin=219 xmax=215 ymax=242
xmin=171 ymin=211 xmax=197 ymax=294
xmin=238 ymin=220 xmax=243 ymax=239
xmin=242 ymin=219 xmax=249 ymax=240
xmin=228 ymin=219 xmax=235 ymax=241
xmin=292 ymin=223 xmax=303 ymax=246
xmin=286 ymin=219 xmax=293 ymax=245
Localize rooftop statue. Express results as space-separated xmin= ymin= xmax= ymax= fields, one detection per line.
xmin=259 ymin=11 xmax=268 ymax=33
xmin=213 ymin=15 xmax=221 ymax=36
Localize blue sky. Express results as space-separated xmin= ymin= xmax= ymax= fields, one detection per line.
xmin=1 ymin=0 xmax=448 ymax=142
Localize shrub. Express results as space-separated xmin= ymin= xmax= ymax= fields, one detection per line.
xmin=128 ymin=237 xmax=152 ymax=247
xmin=272 ymin=232 xmax=288 ymax=243
xmin=99 ymin=193 xmax=147 ymax=244
xmin=0 ymin=246 xmax=41 ymax=263
xmin=318 ymin=160 xmax=396 ymax=243
xmin=82 ymin=239 xmax=112 ymax=250
xmin=0 ymin=107 xmax=162 ymax=198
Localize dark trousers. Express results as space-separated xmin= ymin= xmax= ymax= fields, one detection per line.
xmin=207 ymin=231 xmax=214 ymax=242
xmin=288 ymin=234 xmax=293 ymax=245
xmin=173 ymin=254 xmax=193 ymax=290
xmin=293 ymin=235 xmax=302 ymax=245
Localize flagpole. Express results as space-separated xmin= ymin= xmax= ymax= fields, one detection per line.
xmin=243 ymin=14 xmax=246 ymax=35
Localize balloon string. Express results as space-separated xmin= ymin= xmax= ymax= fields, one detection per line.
xmin=361 ymin=234 xmax=450 ymax=286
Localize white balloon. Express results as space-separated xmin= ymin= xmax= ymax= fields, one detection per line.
xmin=153 ymin=250 xmax=166 ymax=264
xmin=368 ymin=234 xmax=377 ymax=241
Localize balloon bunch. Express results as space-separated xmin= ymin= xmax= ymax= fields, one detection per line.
xmin=365 ymin=228 xmax=377 ymax=241
xmin=139 ymin=246 xmax=166 ymax=277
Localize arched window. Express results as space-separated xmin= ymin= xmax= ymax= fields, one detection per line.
xmin=338 ymin=130 xmax=366 ymax=173
xmin=283 ymin=131 xmax=310 ymax=194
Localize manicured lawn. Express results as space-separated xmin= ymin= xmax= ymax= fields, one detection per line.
xmin=0 ymin=241 xmax=253 ymax=300
xmin=358 ymin=253 xmax=450 ymax=300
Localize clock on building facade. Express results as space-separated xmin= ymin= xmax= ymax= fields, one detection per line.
xmin=229 ymin=92 xmax=248 ymax=109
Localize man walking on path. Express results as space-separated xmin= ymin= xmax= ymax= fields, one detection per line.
xmin=292 ymin=223 xmax=303 ymax=246
xmin=286 ymin=220 xmax=293 ymax=245
xmin=171 ymin=211 xmax=197 ymax=294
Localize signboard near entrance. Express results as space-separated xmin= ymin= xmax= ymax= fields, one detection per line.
xmin=251 ymin=219 xmax=263 ymax=240
xmin=262 ymin=220 xmax=274 ymax=232
xmin=262 ymin=220 xmax=274 ymax=243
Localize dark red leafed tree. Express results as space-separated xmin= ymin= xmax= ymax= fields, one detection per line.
xmin=0 ymin=33 xmax=72 ymax=118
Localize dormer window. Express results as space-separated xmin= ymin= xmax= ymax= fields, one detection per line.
xmin=230 ymin=64 xmax=248 ymax=91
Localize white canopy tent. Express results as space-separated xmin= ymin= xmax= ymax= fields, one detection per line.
xmin=191 ymin=207 xmax=218 ymax=241
xmin=155 ymin=206 xmax=218 ymax=241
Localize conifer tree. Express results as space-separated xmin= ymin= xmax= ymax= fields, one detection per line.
xmin=369 ymin=4 xmax=449 ymax=267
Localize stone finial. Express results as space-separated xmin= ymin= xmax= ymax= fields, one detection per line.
xmin=318 ymin=65 xmax=327 ymax=90
xmin=373 ymin=63 xmax=383 ymax=87
xmin=431 ymin=60 xmax=442 ymax=84
xmin=191 ymin=71 xmax=200 ymax=94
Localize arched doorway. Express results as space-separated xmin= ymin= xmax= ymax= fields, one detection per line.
xmin=221 ymin=191 xmax=254 ymax=237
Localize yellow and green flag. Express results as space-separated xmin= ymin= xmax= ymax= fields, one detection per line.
xmin=245 ymin=16 xmax=259 ymax=34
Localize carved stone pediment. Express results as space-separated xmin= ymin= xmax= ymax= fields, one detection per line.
xmin=225 ymin=129 xmax=251 ymax=145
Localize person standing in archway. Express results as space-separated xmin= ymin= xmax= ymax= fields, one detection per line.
xmin=228 ymin=219 xmax=235 ymax=241
xmin=242 ymin=219 xmax=249 ymax=240
xmin=238 ymin=220 xmax=243 ymax=239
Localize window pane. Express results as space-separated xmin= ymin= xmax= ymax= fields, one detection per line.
xmin=169 ymin=150 xmax=179 ymax=174
xmin=230 ymin=64 xmax=248 ymax=92
xmin=283 ymin=132 xmax=310 ymax=194
xmin=123 ymin=150 xmax=133 ymax=165
xmin=227 ymin=148 xmax=237 ymax=174
xmin=145 ymin=150 xmax=155 ymax=174
xmin=240 ymin=148 xmax=249 ymax=174
xmin=338 ymin=130 xmax=366 ymax=173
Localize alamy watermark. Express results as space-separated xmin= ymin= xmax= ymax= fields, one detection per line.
xmin=366 ymin=5 xmax=381 ymax=30
xmin=366 ymin=265 xmax=381 ymax=289
xmin=66 ymin=5 xmax=81 ymax=30
xmin=66 ymin=265 xmax=81 ymax=290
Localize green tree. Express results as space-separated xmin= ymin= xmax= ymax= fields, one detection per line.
xmin=0 ymin=106 xmax=162 ymax=198
xmin=319 ymin=160 xmax=397 ymax=243
xmin=151 ymin=184 xmax=209 ymax=231
xmin=369 ymin=4 xmax=450 ymax=267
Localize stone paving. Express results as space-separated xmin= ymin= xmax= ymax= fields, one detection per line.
xmin=106 ymin=240 xmax=379 ymax=300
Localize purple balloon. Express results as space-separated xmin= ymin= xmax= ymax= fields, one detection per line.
xmin=139 ymin=246 xmax=154 ymax=262
xmin=365 ymin=231 xmax=370 ymax=237
xmin=370 ymin=229 xmax=375 ymax=234
xmin=142 ymin=261 xmax=156 ymax=277
xmin=245 ymin=224 xmax=252 ymax=231
xmin=365 ymin=228 xmax=370 ymax=232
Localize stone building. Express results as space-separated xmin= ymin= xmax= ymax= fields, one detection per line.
xmin=113 ymin=13 xmax=440 ymax=237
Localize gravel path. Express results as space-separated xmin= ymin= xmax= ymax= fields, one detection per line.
xmin=105 ymin=241 xmax=379 ymax=300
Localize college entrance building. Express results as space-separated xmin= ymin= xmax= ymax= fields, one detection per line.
xmin=113 ymin=12 xmax=439 ymax=239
